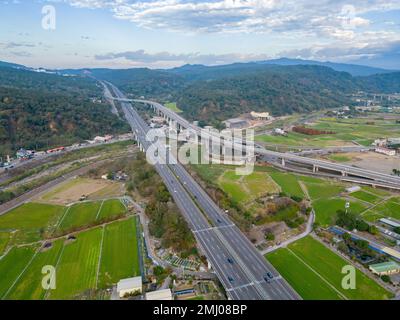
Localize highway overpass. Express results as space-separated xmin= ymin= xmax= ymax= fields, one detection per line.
xmin=107 ymin=83 xmax=300 ymax=300
xmin=112 ymin=97 xmax=400 ymax=189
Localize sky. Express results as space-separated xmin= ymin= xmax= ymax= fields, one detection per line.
xmin=0 ymin=0 xmax=399 ymax=69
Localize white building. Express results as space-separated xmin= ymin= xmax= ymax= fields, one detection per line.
xmin=145 ymin=288 xmax=173 ymax=300
xmin=346 ymin=186 xmax=361 ymax=193
xmin=373 ymin=138 xmax=387 ymax=147
xmin=273 ymin=128 xmax=286 ymax=136
xmin=223 ymin=118 xmax=248 ymax=129
xmin=117 ymin=277 xmax=142 ymax=298
xmin=250 ymin=111 xmax=271 ymax=120
xmin=94 ymin=135 xmax=113 ymax=143
xmin=375 ymin=147 xmax=396 ymax=156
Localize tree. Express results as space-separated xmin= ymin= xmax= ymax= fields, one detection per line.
xmin=265 ymin=232 xmax=275 ymax=241
xmin=342 ymin=232 xmax=351 ymax=241
xmin=368 ymin=225 xmax=379 ymax=235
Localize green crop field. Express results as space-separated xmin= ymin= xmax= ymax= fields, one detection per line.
xmin=269 ymin=172 xmax=304 ymax=198
xmin=304 ymin=182 xmax=344 ymax=200
xmin=48 ymin=227 xmax=102 ymax=299
xmin=363 ymin=198 xmax=400 ymax=222
xmin=97 ymin=199 xmax=127 ymax=221
xmin=1 ymin=219 xmax=142 ymax=299
xmin=256 ymin=117 xmax=400 ymax=148
xmin=266 ymin=236 xmax=392 ymax=300
xmin=5 ymin=240 xmax=64 ymax=300
xmin=0 ymin=246 xmax=37 ymax=299
xmin=58 ymin=201 xmax=101 ymax=232
xmin=0 ymin=203 xmax=65 ymax=244
xmin=350 ymin=190 xmax=381 ymax=204
xmin=327 ymin=154 xmax=352 ymax=162
xmin=0 ymin=232 xmax=11 ymax=255
xmin=267 ymin=247 xmax=343 ymax=300
xmin=313 ymin=198 xmax=367 ymax=226
xmin=98 ymin=218 xmax=140 ymax=288
xmin=218 ymin=169 xmax=280 ymax=204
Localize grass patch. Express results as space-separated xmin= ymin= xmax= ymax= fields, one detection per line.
xmin=327 ymin=154 xmax=352 ymax=162
xmin=269 ymin=172 xmax=303 ymax=198
xmin=219 ymin=181 xmax=247 ymax=203
xmin=98 ymin=217 xmax=140 ymax=288
xmin=165 ymin=102 xmax=182 ymax=113
xmin=0 ymin=232 xmax=11 ymax=255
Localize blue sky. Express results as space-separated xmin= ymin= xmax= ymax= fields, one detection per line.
xmin=0 ymin=0 xmax=399 ymax=69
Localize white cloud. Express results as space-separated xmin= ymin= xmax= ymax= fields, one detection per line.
xmin=57 ymin=0 xmax=399 ymax=37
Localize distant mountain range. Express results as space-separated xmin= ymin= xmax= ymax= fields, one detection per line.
xmin=1 ymin=57 xmax=397 ymax=77
xmin=256 ymin=58 xmax=396 ymax=77
xmin=169 ymin=58 xmax=396 ymax=77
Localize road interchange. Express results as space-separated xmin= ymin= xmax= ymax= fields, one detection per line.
xmin=106 ymin=82 xmax=300 ymax=300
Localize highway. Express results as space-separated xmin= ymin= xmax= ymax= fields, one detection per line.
xmin=107 ymin=83 xmax=300 ymax=300
xmin=115 ymin=97 xmax=400 ymax=189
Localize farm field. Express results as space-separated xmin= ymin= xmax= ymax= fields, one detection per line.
xmin=349 ymin=190 xmax=381 ymax=204
xmin=98 ymin=217 xmax=140 ymax=288
xmin=313 ymin=198 xmax=367 ymax=226
xmin=97 ymin=199 xmax=127 ymax=221
xmin=48 ymin=227 xmax=102 ymax=299
xmin=0 ymin=232 xmax=11 ymax=255
xmin=362 ymin=198 xmax=400 ymax=222
xmin=256 ymin=117 xmax=400 ymax=148
xmin=0 ymin=246 xmax=37 ymax=299
xmin=58 ymin=201 xmax=101 ymax=232
xmin=39 ymin=177 xmax=114 ymax=205
xmin=218 ymin=170 xmax=280 ymax=204
xmin=0 ymin=203 xmax=65 ymax=244
xmin=269 ymin=171 xmax=304 ymax=198
xmin=266 ymin=236 xmax=392 ymax=300
xmin=5 ymin=240 xmax=64 ymax=300
xmin=0 ymin=202 xmax=141 ymax=300
xmin=303 ymin=181 xmax=344 ymax=200
xmin=267 ymin=247 xmax=343 ymax=300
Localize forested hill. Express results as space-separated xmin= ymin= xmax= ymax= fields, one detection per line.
xmin=66 ymin=62 xmax=400 ymax=126
xmin=176 ymin=65 xmax=358 ymax=123
xmin=0 ymin=66 xmax=129 ymax=155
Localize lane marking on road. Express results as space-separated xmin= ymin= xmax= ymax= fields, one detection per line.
xmin=193 ymin=224 xmax=235 ymax=234
xmin=226 ymin=282 xmax=255 ymax=292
